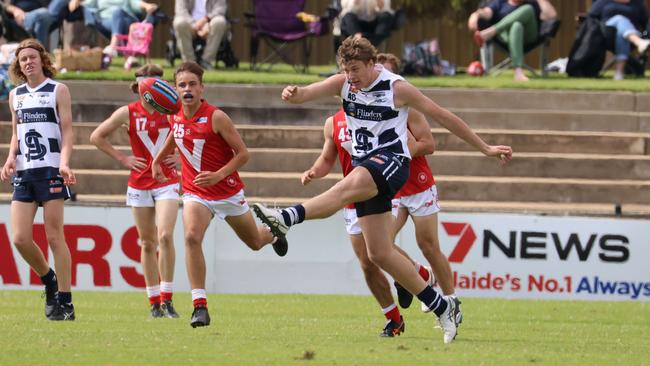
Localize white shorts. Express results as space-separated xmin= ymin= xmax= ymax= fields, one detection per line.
xmin=126 ymin=183 xmax=180 ymax=207
xmin=182 ymin=189 xmax=249 ymax=220
xmin=343 ymin=206 xmax=399 ymax=236
xmin=391 ymin=185 xmax=441 ymax=217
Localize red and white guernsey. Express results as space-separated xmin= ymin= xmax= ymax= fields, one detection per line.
xmin=127 ymin=101 xmax=179 ymax=189
xmin=396 ymin=154 xmax=435 ymax=198
xmin=171 ymin=100 xmax=244 ymax=200
xmin=332 ymin=109 xmax=355 ymax=209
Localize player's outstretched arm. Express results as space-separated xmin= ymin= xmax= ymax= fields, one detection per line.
xmin=407 ymin=109 xmax=435 ymax=157
xmin=395 ymin=81 xmax=512 ymax=163
xmin=90 ymin=106 xmax=147 ymax=172
xmin=57 ymin=83 xmax=76 ymax=185
xmin=193 ymin=110 xmax=249 ymax=187
xmin=303 ymin=117 xmax=338 ymax=185
xmin=282 ymin=73 xmax=346 ymax=104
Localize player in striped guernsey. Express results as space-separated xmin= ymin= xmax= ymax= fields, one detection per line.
xmin=253 ymin=36 xmax=512 ymax=344
xmin=377 ymin=53 xmax=462 ymax=324
xmin=90 ymin=64 xmax=181 ymax=319
xmin=1 ymin=39 xmax=76 ymax=321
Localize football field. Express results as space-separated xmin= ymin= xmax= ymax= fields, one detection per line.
xmin=1 ymin=291 xmax=647 ymax=366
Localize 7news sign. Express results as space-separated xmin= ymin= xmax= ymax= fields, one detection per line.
xmin=435 ymin=213 xmax=650 ymax=301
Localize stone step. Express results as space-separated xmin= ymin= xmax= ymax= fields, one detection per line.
xmin=4 ymin=145 xmax=649 ymax=180
xmin=59 ymin=81 xmax=650 ymax=113
xmin=2 ymin=170 xmax=647 ymax=205
xmin=3 ymin=122 xmax=648 ymax=155
xmin=2 ymin=192 xmax=648 ymax=218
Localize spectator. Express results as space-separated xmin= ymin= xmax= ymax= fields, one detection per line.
xmin=339 ymin=0 xmax=394 ymax=47
xmin=173 ymin=0 xmax=227 ymax=71
xmin=589 ymin=0 xmax=650 ymax=80
xmin=3 ymin=0 xmax=55 ymax=48
xmin=468 ymin=0 xmax=557 ymax=81
xmin=67 ymin=0 xmax=159 ymax=68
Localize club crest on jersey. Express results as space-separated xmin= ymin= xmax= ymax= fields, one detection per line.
xmin=418 ymin=172 xmax=428 ymax=183
xmin=226 ymin=176 xmax=237 ymax=187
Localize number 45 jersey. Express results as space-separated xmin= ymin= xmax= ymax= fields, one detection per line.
xmin=128 ymin=101 xmax=179 ymax=190
xmin=340 ymin=65 xmax=411 ymax=162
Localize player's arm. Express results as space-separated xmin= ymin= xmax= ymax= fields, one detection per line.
xmin=406 ymin=109 xmax=435 ymax=157
xmin=90 ymin=106 xmax=147 ymax=172
xmin=302 ymin=117 xmax=338 ymax=185
xmin=394 ymin=80 xmax=512 ymax=163
xmin=193 ymin=110 xmax=249 ymax=187
xmin=152 ymin=128 xmax=178 ymax=182
xmin=1 ymin=93 xmax=18 ymax=182
xmin=282 ymin=73 xmax=346 ymax=104
xmin=56 ymin=84 xmax=76 ymax=185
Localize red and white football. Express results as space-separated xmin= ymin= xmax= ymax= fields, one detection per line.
xmin=138 ymin=77 xmax=181 ymax=114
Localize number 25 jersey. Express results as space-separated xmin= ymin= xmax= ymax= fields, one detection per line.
xmin=171 ymin=101 xmax=244 ymax=200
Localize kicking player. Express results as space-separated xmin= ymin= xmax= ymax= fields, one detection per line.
xmin=90 ymin=64 xmax=181 ymax=319
xmin=253 ymin=36 xmax=512 ymax=343
xmin=377 ymin=53 xmax=462 ymax=318
xmin=151 ymin=61 xmax=287 ymax=328
xmin=0 ymin=39 xmax=76 ymax=321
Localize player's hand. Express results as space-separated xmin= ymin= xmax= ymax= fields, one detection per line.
xmin=152 ymin=162 xmax=168 ymax=183
xmin=120 ymin=155 xmax=147 ymax=172
xmin=0 ymin=159 xmax=16 ymax=182
xmin=281 ymin=85 xmax=299 ymax=103
xmin=163 ymin=153 xmax=180 ymax=168
xmin=194 ymin=171 xmax=221 ymax=187
xmin=59 ymin=165 xmax=76 ymax=186
xmin=301 ymin=169 xmax=316 ymax=185
xmin=484 ymin=145 xmax=513 ymax=165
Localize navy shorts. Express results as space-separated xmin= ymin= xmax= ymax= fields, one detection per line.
xmin=12 ymin=177 xmax=70 ymax=205
xmin=353 ymin=150 xmax=410 ymax=217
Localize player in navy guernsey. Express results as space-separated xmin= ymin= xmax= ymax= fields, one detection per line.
xmin=253 ymin=36 xmax=512 ymax=344
xmin=1 ymin=39 xmax=76 ymax=321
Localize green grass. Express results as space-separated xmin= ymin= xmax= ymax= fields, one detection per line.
xmin=54 ymin=57 xmax=650 ymax=92
xmin=1 ymin=291 xmax=648 ymax=366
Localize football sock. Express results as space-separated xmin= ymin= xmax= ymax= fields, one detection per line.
xmin=146 ymin=285 xmax=161 ymax=305
xmin=382 ymin=303 xmax=401 ymax=323
xmin=417 ymin=286 xmax=447 ymax=317
xmin=160 ymin=281 xmax=173 ymax=302
xmin=40 ymin=268 xmax=57 ymax=288
xmin=280 ymin=204 xmax=305 ymax=226
xmin=58 ymin=292 xmax=72 ymax=305
xmin=417 ymin=264 xmax=430 ymax=281
xmin=191 ymin=289 xmax=207 ymax=308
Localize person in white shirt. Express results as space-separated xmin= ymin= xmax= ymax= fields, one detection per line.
xmin=173 ymin=0 xmax=227 ymax=70
xmin=340 ymin=0 xmax=394 ymax=46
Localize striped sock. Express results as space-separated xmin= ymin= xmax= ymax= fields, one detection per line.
xmin=160 ymin=281 xmax=173 ymax=302
xmin=191 ymin=288 xmax=207 ymax=308
xmin=280 ymin=204 xmax=305 ymax=226
xmin=417 ymin=286 xmax=447 ymax=317
xmin=382 ymin=303 xmax=401 ymax=323
xmin=146 ymin=285 xmax=161 ymax=305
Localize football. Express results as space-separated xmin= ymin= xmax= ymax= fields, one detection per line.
xmin=467 ymin=61 xmax=485 ymax=77
xmin=138 ymin=77 xmax=181 ymax=114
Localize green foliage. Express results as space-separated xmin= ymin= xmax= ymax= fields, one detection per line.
xmin=1 ymin=291 xmax=648 ymax=366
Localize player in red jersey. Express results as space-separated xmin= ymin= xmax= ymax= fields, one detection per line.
xmin=90 ymin=64 xmax=181 ymax=319
xmin=151 ymin=61 xmax=286 ymax=328
xmin=377 ymin=54 xmax=462 ymax=321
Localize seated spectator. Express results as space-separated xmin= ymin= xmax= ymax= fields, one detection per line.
xmin=589 ymin=0 xmax=650 ymax=80
xmin=67 ymin=0 xmax=159 ymax=68
xmin=468 ymin=0 xmax=557 ymax=81
xmin=173 ymin=0 xmax=227 ymax=71
xmin=4 ymin=0 xmax=55 ymax=48
xmin=339 ymin=0 xmax=394 ymax=47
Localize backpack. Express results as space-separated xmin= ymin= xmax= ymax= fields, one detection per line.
xmin=566 ymin=17 xmax=607 ymax=77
